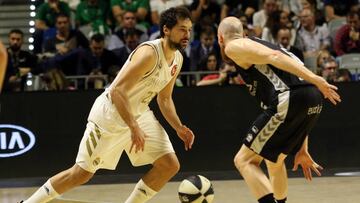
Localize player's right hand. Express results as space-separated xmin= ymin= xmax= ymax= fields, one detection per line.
xmin=129 ymin=126 xmax=147 ymax=153
xmin=292 ymin=150 xmax=323 ymax=181
xmin=314 ymin=75 xmax=341 ymax=105
xmin=176 ymin=125 xmax=195 ymax=151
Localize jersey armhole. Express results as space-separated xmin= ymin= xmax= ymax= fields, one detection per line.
xmin=128 ymin=43 xmax=160 ymax=79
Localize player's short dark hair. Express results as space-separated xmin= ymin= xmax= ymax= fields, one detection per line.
xmin=9 ymin=29 xmax=24 ymax=37
xmin=90 ymin=33 xmax=105 ymax=43
xmin=159 ymin=6 xmax=192 ymax=38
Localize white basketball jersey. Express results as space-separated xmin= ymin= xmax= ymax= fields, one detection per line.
xmin=109 ymin=39 xmax=183 ymax=118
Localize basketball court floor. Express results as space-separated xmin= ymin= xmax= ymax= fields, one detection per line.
xmin=1 ymin=174 xmax=360 ymax=203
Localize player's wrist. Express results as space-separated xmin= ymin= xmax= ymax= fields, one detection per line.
xmin=128 ymin=121 xmax=140 ymax=131
xmin=175 ymin=124 xmax=186 ymax=133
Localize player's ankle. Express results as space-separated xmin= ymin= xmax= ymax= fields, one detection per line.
xmin=258 ymin=193 xmax=276 ymax=203
xmin=276 ymin=197 xmax=287 ymax=203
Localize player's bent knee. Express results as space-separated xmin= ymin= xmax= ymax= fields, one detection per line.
xmin=233 ymin=149 xmax=262 ymax=173
xmin=69 ymin=164 xmax=94 ymax=185
xmin=234 ymin=153 xmax=247 ymax=172
xmin=154 ymin=153 xmax=180 ymax=175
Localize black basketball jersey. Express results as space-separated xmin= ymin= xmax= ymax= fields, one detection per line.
xmin=235 ymin=37 xmax=312 ymax=107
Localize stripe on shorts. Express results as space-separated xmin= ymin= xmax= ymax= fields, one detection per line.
xmin=250 ymin=91 xmax=290 ymax=153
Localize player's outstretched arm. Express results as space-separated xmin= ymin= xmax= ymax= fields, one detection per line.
xmin=0 ymin=40 xmax=7 ymax=93
xmin=157 ymin=64 xmax=194 ymax=151
xmin=110 ymin=45 xmax=156 ymax=153
xmin=225 ymin=39 xmax=341 ymax=105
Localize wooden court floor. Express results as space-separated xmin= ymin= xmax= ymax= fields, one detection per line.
xmin=1 ymin=176 xmax=360 ymax=203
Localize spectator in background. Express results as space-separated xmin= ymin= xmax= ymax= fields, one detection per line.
xmin=0 ymin=40 xmax=7 ymax=93
xmin=190 ymin=26 xmax=220 ymax=71
xmin=113 ymin=28 xmax=140 ymax=68
xmin=196 ymin=61 xmax=244 ymax=86
xmin=334 ymin=11 xmax=360 ymax=56
xmin=319 ymin=56 xmax=338 ymax=82
xmin=220 ymin=0 xmax=259 ymax=22
xmin=324 ymin=0 xmax=358 ymax=22
xmin=86 ymin=34 xmax=119 ymax=75
xmin=276 ymin=27 xmax=304 ymax=62
xmin=111 ymin=0 xmax=150 ymax=29
xmin=42 ymin=14 xmax=89 ymax=76
xmin=336 ymin=69 xmax=353 ymax=82
xmin=238 ymin=13 xmax=256 ymax=37
xmin=189 ymin=0 xmax=221 ymax=40
xmin=85 ymin=34 xmax=120 ymax=89
xmin=298 ymin=0 xmax=325 ymax=26
xmin=34 ymin=0 xmax=71 ymax=53
xmin=196 ymin=51 xmax=222 ymax=86
xmin=107 ymin=11 xmax=148 ymax=50
xmin=75 ymin=0 xmax=111 ymax=37
xmin=252 ymin=0 xmax=278 ymax=37
xmin=295 ymin=8 xmax=330 ymax=56
xmin=4 ymin=29 xmax=38 ymax=92
xmin=316 ymin=49 xmax=331 ymax=74
xmin=262 ymin=10 xmax=296 ymax=45
xmin=316 ymin=51 xmax=352 ymax=82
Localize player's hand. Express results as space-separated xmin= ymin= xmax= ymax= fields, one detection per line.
xmin=129 ymin=125 xmax=147 ymax=153
xmin=292 ymin=150 xmax=323 ymax=181
xmin=176 ymin=125 xmax=195 ymax=151
xmin=314 ymin=75 xmax=341 ymax=105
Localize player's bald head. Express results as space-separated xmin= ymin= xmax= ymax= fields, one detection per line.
xmin=218 ymin=17 xmax=244 ymax=40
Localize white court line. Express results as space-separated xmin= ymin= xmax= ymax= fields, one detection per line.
xmin=334 ymin=171 xmax=360 ymax=176
xmin=53 ymin=197 xmax=112 ymax=203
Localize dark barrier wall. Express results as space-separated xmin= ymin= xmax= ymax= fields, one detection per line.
xmin=0 ymin=83 xmax=359 ymax=179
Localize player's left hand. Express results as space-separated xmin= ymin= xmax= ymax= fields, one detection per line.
xmin=176 ymin=125 xmax=195 ymax=151
xmin=292 ymin=150 xmax=323 ymax=181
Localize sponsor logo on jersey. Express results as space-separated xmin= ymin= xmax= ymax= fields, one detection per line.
xmin=0 ymin=124 xmax=36 ymax=158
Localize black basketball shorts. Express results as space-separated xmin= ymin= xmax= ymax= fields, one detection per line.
xmin=243 ymin=86 xmax=323 ymax=162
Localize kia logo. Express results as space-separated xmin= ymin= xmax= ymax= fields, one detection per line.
xmin=0 ymin=124 xmax=36 ymax=158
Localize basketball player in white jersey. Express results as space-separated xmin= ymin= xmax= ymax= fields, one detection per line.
xmin=0 ymin=40 xmax=7 ymax=92
xmin=217 ymin=17 xmax=341 ymax=203
xmin=22 ymin=6 xmax=194 ymax=203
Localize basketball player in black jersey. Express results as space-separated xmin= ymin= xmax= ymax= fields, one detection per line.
xmin=217 ymin=17 xmax=341 ymax=203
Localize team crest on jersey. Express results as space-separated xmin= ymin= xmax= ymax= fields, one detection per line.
xmin=171 ymin=64 xmax=177 ymax=76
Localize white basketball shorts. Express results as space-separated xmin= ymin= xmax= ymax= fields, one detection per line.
xmin=76 ymin=92 xmax=175 ymax=173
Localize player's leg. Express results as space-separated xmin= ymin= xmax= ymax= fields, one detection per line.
xmin=142 ymin=152 xmax=180 ymax=190
xmin=234 ymin=145 xmax=276 ymax=203
xmin=23 ymin=164 xmax=94 ymax=203
xmin=265 ymin=154 xmax=288 ymax=203
xmin=125 ymin=110 xmax=179 ymax=203
xmin=125 ymin=153 xmax=180 ymax=203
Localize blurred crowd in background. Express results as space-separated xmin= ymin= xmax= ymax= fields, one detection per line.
xmin=3 ymin=0 xmax=360 ymax=92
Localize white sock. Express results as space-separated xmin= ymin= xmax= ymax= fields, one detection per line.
xmin=124 ymin=179 xmax=157 ymax=203
xmin=24 ymin=179 xmax=60 ymax=203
